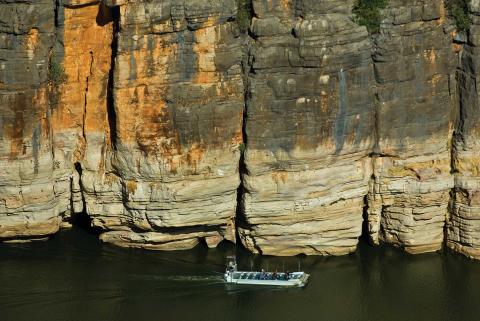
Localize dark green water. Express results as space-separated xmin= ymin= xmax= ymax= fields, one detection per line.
xmin=1 ymin=229 xmax=479 ymax=321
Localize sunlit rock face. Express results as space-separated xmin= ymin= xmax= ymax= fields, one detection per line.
xmin=53 ymin=1 xmax=115 ymax=223
xmin=1 ymin=0 xmax=479 ymax=260
xmin=0 ymin=0 xmax=114 ymax=240
xmin=366 ymin=0 xmax=456 ymax=254
xmin=448 ymin=2 xmax=480 ymax=259
xmin=85 ymin=0 xmax=245 ymax=250
xmin=237 ymin=0 xmax=376 ymax=256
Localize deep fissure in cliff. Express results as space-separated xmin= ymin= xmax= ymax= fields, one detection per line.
xmin=83 ymin=51 xmax=94 ymax=142
xmin=107 ymin=6 xmax=120 ymax=149
xmin=234 ymin=9 xmax=255 ymax=248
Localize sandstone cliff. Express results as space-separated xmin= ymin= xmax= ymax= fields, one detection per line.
xmin=0 ymin=0 xmax=479 ymax=259
xmin=367 ymin=0 xmax=455 ymax=254
xmin=238 ymin=0 xmax=375 ymax=255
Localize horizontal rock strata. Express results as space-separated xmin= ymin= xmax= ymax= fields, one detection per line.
xmin=367 ymin=0 xmax=456 ymax=254
xmin=448 ymin=2 xmax=480 ymax=259
xmin=0 ymin=0 xmax=62 ymax=239
xmin=83 ymin=0 xmax=245 ymax=249
xmin=0 ymin=0 xmax=479 ymax=259
xmin=238 ymin=0 xmax=376 ymax=255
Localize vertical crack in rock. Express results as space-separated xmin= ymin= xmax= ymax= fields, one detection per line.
xmin=83 ymin=51 xmax=94 ymax=144
xmin=54 ymin=0 xmax=60 ymax=28
xmin=235 ymin=38 xmax=255 ymax=251
xmin=107 ymin=5 xmax=119 ymax=148
xmin=334 ymin=69 xmax=348 ymax=153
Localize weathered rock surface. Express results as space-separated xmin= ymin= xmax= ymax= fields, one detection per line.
xmin=83 ymin=0 xmax=245 ymax=250
xmin=448 ymin=1 xmax=480 ymax=259
xmin=238 ymin=0 xmax=375 ymax=255
xmin=0 ymin=0 xmax=479 ymax=259
xmin=0 ymin=0 xmax=115 ymax=240
xmin=366 ymin=0 xmax=456 ymax=254
xmin=0 ymin=0 xmax=62 ymax=239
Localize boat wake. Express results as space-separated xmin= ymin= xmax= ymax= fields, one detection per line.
xmin=131 ymin=273 xmax=225 ymax=284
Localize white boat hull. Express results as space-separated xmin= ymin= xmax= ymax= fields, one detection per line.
xmin=224 ymin=271 xmax=309 ymax=287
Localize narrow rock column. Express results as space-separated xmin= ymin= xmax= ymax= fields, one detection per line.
xmin=367 ymin=1 xmax=456 ymax=254
xmin=448 ymin=2 xmax=480 ymax=260
xmin=51 ymin=0 xmax=115 ymax=222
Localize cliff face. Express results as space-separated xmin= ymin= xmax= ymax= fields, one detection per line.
xmin=88 ymin=0 xmax=245 ymax=249
xmin=0 ymin=0 xmax=479 ymax=259
xmin=238 ymin=0 xmax=375 ymax=255
xmin=367 ymin=0 xmax=456 ymax=254
xmin=449 ymin=1 xmax=480 ymax=259
xmin=0 ymin=0 xmax=61 ymax=239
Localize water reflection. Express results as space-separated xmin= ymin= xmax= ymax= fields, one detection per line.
xmin=0 ymin=229 xmax=479 ymax=321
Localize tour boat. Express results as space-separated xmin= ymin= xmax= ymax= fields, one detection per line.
xmin=224 ymin=260 xmax=310 ymax=287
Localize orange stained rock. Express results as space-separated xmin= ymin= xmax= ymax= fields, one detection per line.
xmin=52 ymin=3 xmax=113 ymax=159
xmin=272 ymin=172 xmax=288 ymax=185
xmin=186 ymin=143 xmax=206 ymax=170
xmin=281 ymin=0 xmax=291 ymax=12
xmin=430 ymin=74 xmax=443 ymax=87
xmin=116 ymin=11 xmax=183 ymax=85
xmin=126 ymin=180 xmax=138 ymax=194
xmin=424 ymin=49 xmax=436 ymax=64
xmin=115 ymin=83 xmax=182 ymax=158
xmin=25 ymin=28 xmax=39 ymax=60
xmin=453 ymin=42 xmax=463 ymax=53
xmin=193 ymin=25 xmax=219 ymax=84
xmin=231 ymin=111 xmax=244 ymax=146
xmin=438 ymin=2 xmax=446 ymax=25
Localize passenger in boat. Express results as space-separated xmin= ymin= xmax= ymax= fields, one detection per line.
xmin=260 ymin=269 xmax=266 ymax=280
xmin=285 ymin=271 xmax=290 ymax=280
xmin=272 ymin=271 xmax=277 ymax=280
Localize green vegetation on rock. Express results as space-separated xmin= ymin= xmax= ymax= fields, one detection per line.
xmin=48 ymin=58 xmax=67 ymax=86
xmin=352 ymin=0 xmax=388 ymax=34
xmin=237 ymin=0 xmax=253 ymax=33
xmin=238 ymin=143 xmax=246 ymax=153
xmin=446 ymin=0 xmax=471 ymax=31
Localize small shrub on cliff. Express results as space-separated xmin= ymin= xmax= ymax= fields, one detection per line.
xmin=446 ymin=0 xmax=471 ymax=31
xmin=48 ymin=59 xmax=67 ymax=86
xmin=237 ymin=0 xmax=253 ymax=33
xmin=238 ymin=143 xmax=246 ymax=153
xmin=352 ymin=0 xmax=388 ymax=34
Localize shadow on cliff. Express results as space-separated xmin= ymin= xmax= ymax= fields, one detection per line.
xmin=96 ymin=2 xmax=115 ymax=27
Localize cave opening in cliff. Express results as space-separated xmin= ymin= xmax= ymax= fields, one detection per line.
xmin=360 ymin=194 xmax=371 ymax=244
xmin=69 ymin=162 xmax=102 ymax=235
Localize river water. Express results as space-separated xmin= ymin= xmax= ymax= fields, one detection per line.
xmin=1 ymin=229 xmax=479 ymax=321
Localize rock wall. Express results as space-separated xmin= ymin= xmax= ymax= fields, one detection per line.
xmin=84 ymin=0 xmax=245 ymax=249
xmin=0 ymin=0 xmax=61 ymax=240
xmin=0 ymin=0 xmax=114 ymax=240
xmin=448 ymin=1 xmax=480 ymax=259
xmin=0 ymin=0 xmax=479 ymax=259
xmin=366 ymin=0 xmax=456 ymax=254
xmin=238 ymin=0 xmax=375 ymax=256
